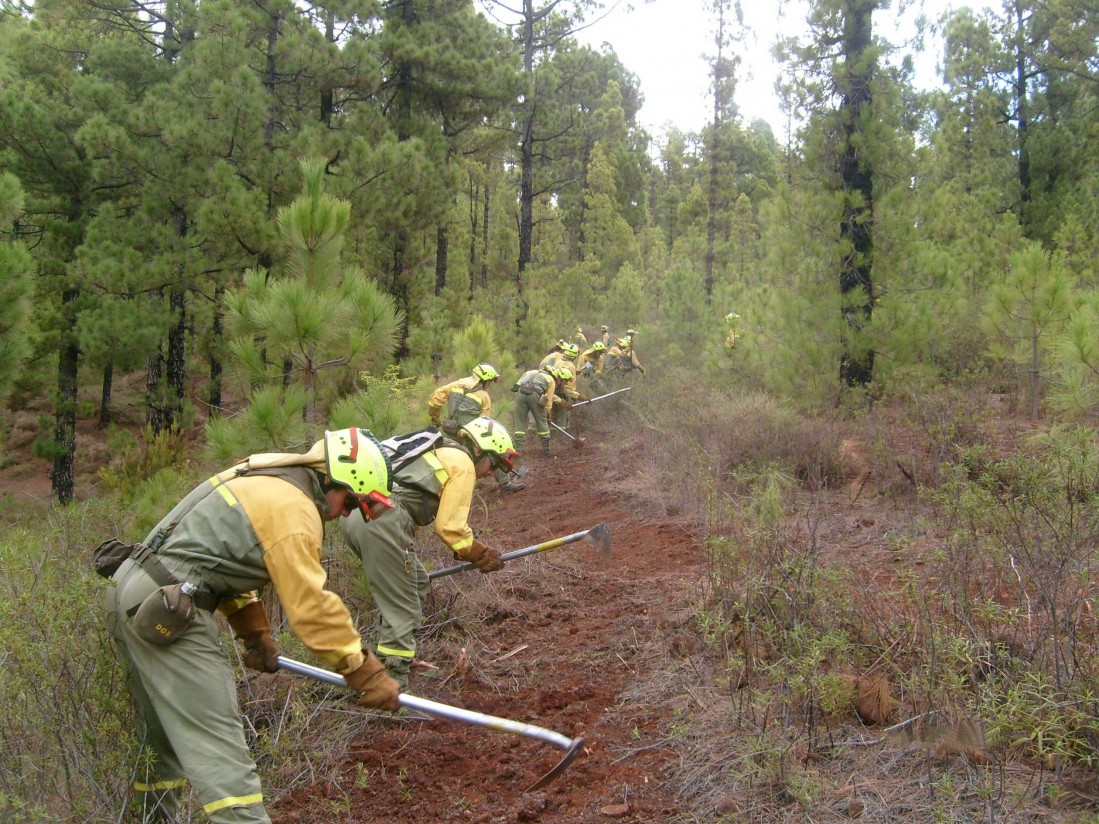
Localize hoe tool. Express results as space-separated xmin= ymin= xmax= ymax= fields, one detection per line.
xmin=277 ymin=656 xmax=584 ymax=791
xmin=428 ymin=522 xmax=612 ymax=580
xmin=550 ymin=421 xmax=585 ymax=448
xmin=570 ymin=386 xmax=631 ymax=409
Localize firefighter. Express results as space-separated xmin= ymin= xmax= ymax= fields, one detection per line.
xmin=573 ymin=325 xmax=587 ymax=347
xmin=427 ymin=363 xmax=523 ymax=492
xmin=550 ymin=365 xmax=587 ymax=431
xmin=577 ymin=341 xmax=609 ymax=395
xmin=104 ymin=429 xmax=400 ymax=823
xmin=512 ymin=363 xmax=563 ymax=455
xmin=341 ymin=417 xmax=515 ymax=688
xmin=600 ymin=324 xmax=611 ymax=347
xmin=539 ymin=341 xmax=579 ymax=373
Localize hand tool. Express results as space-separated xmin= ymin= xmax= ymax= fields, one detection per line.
xmin=428 ymin=522 xmax=612 ymax=580
xmin=277 ymin=656 xmax=585 ymax=790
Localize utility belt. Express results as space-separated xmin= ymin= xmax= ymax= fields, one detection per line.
xmin=124 ymin=544 xmax=220 ymax=616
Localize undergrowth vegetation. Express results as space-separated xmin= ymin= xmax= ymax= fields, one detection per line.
xmin=6 ymin=370 xmax=1099 ymax=821
xmin=646 ymin=373 xmax=1099 ymax=820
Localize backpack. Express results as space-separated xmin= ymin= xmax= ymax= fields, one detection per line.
xmin=379 ymin=428 xmax=445 ymax=474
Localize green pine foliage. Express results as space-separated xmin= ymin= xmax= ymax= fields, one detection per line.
xmin=223 ymin=159 xmax=402 ymax=448
xmin=0 ymin=173 xmax=33 ymax=404
xmin=983 ymin=242 xmax=1075 ymax=419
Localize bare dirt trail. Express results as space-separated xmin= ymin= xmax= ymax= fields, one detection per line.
xmin=273 ymin=413 xmax=707 ymax=823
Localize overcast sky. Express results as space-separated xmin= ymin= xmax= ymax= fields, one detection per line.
xmin=573 ymin=0 xmax=986 ymax=140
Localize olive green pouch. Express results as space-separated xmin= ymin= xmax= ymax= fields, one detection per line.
xmin=133 ymin=583 xmax=197 ymax=646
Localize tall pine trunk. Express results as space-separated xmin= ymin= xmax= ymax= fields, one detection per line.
xmin=838 ymin=0 xmax=876 ymax=388
xmin=51 ymin=288 xmax=79 ymax=506
xmin=98 ymin=361 xmax=113 ymax=429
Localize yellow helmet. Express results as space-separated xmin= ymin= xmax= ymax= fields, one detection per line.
xmin=471 ymin=362 xmax=498 ymax=383
xmin=562 ymin=343 xmax=579 ymax=359
xmin=323 ymin=428 xmax=393 ymax=516
xmin=592 ymin=341 xmax=606 ymax=352
xmin=460 ymin=416 xmax=520 ymax=471
xmin=554 ymin=365 xmax=574 ymax=382
xmin=615 ymin=337 xmax=629 ymax=348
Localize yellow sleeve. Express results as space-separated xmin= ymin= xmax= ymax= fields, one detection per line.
xmin=431 ymin=447 xmax=476 ymax=552
xmin=427 ymin=381 xmax=455 ymax=421
xmin=475 ymin=389 xmax=492 ymax=417
xmin=544 ymin=378 xmax=557 ymax=410
xmin=234 ymin=482 xmax=363 ymax=672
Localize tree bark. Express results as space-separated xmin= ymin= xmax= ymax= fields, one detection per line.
xmin=52 ymin=288 xmax=79 ymax=506
xmin=838 ymin=0 xmax=876 ymax=389
xmin=99 ymin=361 xmax=113 ymax=429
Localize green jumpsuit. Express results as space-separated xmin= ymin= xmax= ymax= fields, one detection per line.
xmin=341 ymin=445 xmax=479 ymax=688
xmin=105 ymin=463 xmax=367 ymax=823
xmin=512 ymin=369 xmax=557 ymax=454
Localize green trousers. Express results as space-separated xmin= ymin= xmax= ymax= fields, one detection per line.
xmin=105 ymin=560 xmax=269 ymax=823
xmin=342 ymin=506 xmax=430 ymax=689
xmin=512 ymin=391 xmax=550 ymax=452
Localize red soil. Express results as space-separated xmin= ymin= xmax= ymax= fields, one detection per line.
xmin=272 ymin=417 xmax=703 ymax=823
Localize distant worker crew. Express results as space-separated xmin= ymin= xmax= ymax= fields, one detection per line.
xmin=105 ymin=429 xmax=400 ymax=823
xmin=427 ymin=363 xmax=523 ymax=492
xmin=600 ymin=324 xmax=611 ymax=347
xmin=513 ymin=364 xmax=561 ymax=455
xmin=573 ymin=325 xmax=587 ymax=347
xmin=342 ymin=418 xmax=516 ymax=688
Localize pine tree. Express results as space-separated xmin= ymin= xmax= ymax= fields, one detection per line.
xmin=984 ymin=241 xmax=1074 ymax=419
xmin=0 ymin=173 xmax=34 ymax=404
xmin=218 ymin=158 xmax=402 ymax=454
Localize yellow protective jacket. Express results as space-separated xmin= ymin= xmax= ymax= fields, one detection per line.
xmin=146 ymin=463 xmax=366 ymax=674
xmin=428 ymin=375 xmax=491 ymax=424
xmin=554 ymin=373 xmax=582 ymax=402
xmin=576 ymin=347 xmax=605 ymax=375
xmin=386 ymin=444 xmax=479 ymax=553
xmin=538 ymin=350 xmax=564 ymax=372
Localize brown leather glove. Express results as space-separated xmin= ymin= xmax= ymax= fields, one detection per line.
xmin=464 ymin=539 xmax=504 ymax=574
xmin=344 ymin=649 xmax=401 ymax=711
xmin=227 ymin=600 xmax=280 ymax=673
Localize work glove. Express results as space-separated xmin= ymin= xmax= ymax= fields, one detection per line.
xmin=227 ymin=600 xmax=280 ymax=673
xmin=344 ymin=649 xmax=401 ymax=711
xmin=464 ymin=539 xmax=504 ymax=574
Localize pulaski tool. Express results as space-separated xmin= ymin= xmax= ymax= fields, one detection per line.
xmin=428 ymin=522 xmax=612 ymax=580
xmin=277 ymin=656 xmax=585 ymax=791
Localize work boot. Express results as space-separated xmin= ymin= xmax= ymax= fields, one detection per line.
xmin=499 ymin=480 xmax=525 ymax=493
xmin=513 ymin=466 xmax=528 ymax=479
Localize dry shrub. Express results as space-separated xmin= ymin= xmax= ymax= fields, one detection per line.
xmin=684 ymin=391 xmax=848 ymax=492
xmin=855 ymin=673 xmax=897 ymax=726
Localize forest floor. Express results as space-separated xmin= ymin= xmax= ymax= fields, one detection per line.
xmin=269 ymin=412 xmax=702 ymax=823
xmin=2 ymin=393 xmax=1092 ymax=822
